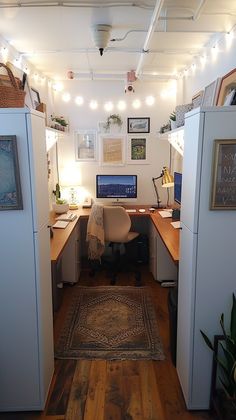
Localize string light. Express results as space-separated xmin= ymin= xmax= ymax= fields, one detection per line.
xmin=89 ymin=100 xmax=98 ymax=110
xmin=145 ymin=96 xmax=155 ymax=106
xmin=104 ymin=101 xmax=114 ymax=112
xmin=75 ymin=96 xmax=84 ymax=106
xmin=132 ymin=99 xmax=141 ymax=109
xmin=62 ymin=92 xmax=71 ymax=102
xmin=117 ymin=100 xmax=126 ymax=111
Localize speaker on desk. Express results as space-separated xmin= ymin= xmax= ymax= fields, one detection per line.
xmin=172 ymin=209 xmax=180 ymax=221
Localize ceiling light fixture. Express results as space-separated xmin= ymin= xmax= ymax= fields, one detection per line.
xmin=91 ymin=24 xmax=112 ymax=56
xmin=75 ymin=96 xmax=84 ymax=106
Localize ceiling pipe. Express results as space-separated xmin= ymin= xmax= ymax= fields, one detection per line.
xmin=193 ymin=0 xmax=208 ymax=21
xmin=135 ymin=0 xmax=164 ymax=78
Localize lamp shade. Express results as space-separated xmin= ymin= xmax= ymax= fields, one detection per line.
xmin=162 ymin=167 xmax=174 ymax=188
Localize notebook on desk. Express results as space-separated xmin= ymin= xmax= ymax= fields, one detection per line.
xmin=55 ymin=212 xmax=77 ymax=222
xmin=171 ymin=221 xmax=181 ymax=229
xmin=53 ymin=221 xmax=69 ymax=229
xmin=159 ymin=210 xmax=173 ymax=218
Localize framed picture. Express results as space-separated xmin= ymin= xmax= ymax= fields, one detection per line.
xmin=98 ymin=121 xmax=109 ymax=134
xmin=127 ymin=117 xmax=150 ymax=133
xmin=210 ymin=139 xmax=236 ymax=209
xmin=202 ymin=78 xmax=221 ymax=107
xmin=30 ymin=87 xmax=41 ymax=109
xmin=75 ymin=130 xmax=97 ymax=161
xmin=99 ymin=134 xmax=125 ymax=166
xmin=216 ymin=68 xmax=236 ymax=105
xmin=127 ymin=136 xmax=149 ymax=164
xmin=192 ymin=90 xmax=204 ymax=108
xmin=0 ymin=135 xmax=23 ymax=210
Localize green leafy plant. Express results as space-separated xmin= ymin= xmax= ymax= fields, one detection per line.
xmin=52 ymin=183 xmax=67 ymax=204
xmin=105 ymin=114 xmax=123 ymax=129
xmin=51 ymin=115 xmax=68 ymax=127
xmin=200 ymin=293 xmax=236 ymax=401
xmin=169 ymin=111 xmax=176 ymax=121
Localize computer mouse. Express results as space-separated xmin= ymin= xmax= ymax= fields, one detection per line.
xmin=139 ymin=208 xmax=146 ymax=213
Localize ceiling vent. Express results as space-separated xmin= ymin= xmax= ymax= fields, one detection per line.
xmin=91 ymin=24 xmax=112 ymax=56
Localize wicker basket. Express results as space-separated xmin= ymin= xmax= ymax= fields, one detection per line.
xmin=0 ymin=63 xmax=26 ymax=108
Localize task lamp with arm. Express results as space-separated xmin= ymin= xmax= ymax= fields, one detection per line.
xmin=152 ymin=166 xmax=174 ymax=208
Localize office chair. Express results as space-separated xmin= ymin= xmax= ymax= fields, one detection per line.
xmin=103 ymin=206 xmax=141 ymax=286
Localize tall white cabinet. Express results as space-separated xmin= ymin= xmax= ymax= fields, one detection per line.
xmin=177 ymin=107 xmax=236 ymax=409
xmin=0 ymin=109 xmax=54 ymax=411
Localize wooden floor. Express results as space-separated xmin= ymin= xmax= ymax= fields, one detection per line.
xmin=0 ymin=268 xmax=214 ymax=420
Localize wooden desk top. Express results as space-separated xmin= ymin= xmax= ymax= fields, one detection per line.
xmin=50 ymin=205 xmax=180 ymax=264
xmin=150 ymin=212 xmax=180 ymax=264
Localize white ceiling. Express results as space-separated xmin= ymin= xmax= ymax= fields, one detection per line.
xmin=0 ymin=0 xmax=236 ymax=81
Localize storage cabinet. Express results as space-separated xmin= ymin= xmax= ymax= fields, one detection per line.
xmin=177 ymin=106 xmax=236 ymax=409
xmin=0 ymin=109 xmax=54 ymax=411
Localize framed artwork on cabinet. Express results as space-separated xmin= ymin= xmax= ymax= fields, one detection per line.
xmin=202 ymin=78 xmax=221 ymax=107
xmin=0 ymin=135 xmax=23 ymax=210
xmin=127 ymin=136 xmax=149 ymax=164
xmin=75 ymin=130 xmax=97 ymax=161
xmin=216 ymin=68 xmax=236 ymax=105
xmin=210 ymin=139 xmax=236 ymax=209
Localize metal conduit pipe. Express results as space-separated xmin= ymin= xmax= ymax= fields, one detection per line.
xmin=135 ymin=0 xmax=164 ymax=78
xmin=193 ymin=0 xmax=208 ymax=21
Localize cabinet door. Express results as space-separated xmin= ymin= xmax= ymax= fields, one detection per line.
xmin=156 ymin=232 xmax=177 ymax=282
xmin=149 ymin=222 xmax=157 ymax=280
xmin=62 ymin=226 xmax=79 ymax=283
xmin=177 ymin=224 xmax=197 ymax=409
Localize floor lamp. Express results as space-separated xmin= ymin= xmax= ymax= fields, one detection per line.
xmin=152 ymin=166 xmax=174 ymax=208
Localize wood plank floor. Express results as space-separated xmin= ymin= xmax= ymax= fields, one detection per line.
xmin=0 ymin=268 xmax=215 ymax=420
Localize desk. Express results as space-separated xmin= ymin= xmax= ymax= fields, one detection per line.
xmin=50 ymin=206 xmax=180 ymax=310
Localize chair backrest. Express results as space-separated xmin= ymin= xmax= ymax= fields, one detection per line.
xmin=103 ymin=206 xmax=131 ymax=242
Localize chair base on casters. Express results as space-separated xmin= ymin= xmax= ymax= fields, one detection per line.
xmin=105 ymin=241 xmax=142 ymax=287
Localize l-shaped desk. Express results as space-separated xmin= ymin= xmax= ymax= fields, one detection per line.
xmin=50 ymin=205 xmax=180 ymax=310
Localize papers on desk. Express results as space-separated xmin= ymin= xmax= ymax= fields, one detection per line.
xmin=55 ymin=212 xmax=77 ymax=222
xmin=53 ymin=221 xmax=69 ymax=229
xmin=159 ymin=210 xmax=172 ymax=218
xmin=171 ymin=221 xmax=181 ymax=229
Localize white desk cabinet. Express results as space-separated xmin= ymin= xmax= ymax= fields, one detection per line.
xmin=0 ymin=109 xmax=54 ymax=411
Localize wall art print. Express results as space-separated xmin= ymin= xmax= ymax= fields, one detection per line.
xmin=0 ymin=135 xmax=23 ymax=210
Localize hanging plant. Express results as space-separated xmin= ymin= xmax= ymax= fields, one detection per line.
xmin=105 ymin=114 xmax=123 ymax=130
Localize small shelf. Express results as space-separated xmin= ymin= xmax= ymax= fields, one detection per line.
xmin=158 ymin=127 xmax=184 ymax=156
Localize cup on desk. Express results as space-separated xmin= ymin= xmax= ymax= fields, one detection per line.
xmin=172 ymin=209 xmax=180 ymax=221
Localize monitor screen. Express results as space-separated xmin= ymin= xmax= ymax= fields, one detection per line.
xmin=174 ymin=172 xmax=182 ymax=204
xmin=96 ymin=175 xmax=137 ymax=199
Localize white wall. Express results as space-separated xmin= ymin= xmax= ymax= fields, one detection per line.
xmin=52 ymin=79 xmax=176 ymax=206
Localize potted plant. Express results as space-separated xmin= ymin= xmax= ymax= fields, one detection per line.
xmin=105 ymin=114 xmax=122 ymax=132
xmin=52 ymin=183 xmax=69 ymax=213
xmin=200 ymin=293 xmax=236 ymax=419
xmin=170 ymin=111 xmax=177 ymax=130
xmin=51 ymin=115 xmax=68 ymax=131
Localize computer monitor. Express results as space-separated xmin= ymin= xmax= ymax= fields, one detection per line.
xmin=174 ymin=172 xmax=182 ymax=204
xmin=96 ymin=175 xmax=137 ymax=202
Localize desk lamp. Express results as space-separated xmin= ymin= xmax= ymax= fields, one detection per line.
xmin=152 ymin=166 xmax=174 ymax=208
xmin=59 ymin=165 xmax=81 ymax=209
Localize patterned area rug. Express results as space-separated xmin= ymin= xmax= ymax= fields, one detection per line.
xmin=55 ymin=286 xmax=165 ymax=360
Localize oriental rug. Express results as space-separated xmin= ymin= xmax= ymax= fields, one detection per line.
xmin=55 ymin=286 xmax=165 ymax=360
